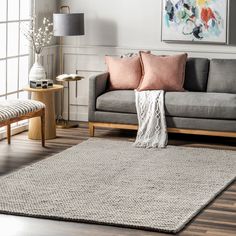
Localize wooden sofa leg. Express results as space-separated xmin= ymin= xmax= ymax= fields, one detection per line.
xmin=7 ymin=124 xmax=11 ymax=145
xmin=41 ymin=108 xmax=45 ymax=147
xmin=89 ymin=123 xmax=95 ymax=137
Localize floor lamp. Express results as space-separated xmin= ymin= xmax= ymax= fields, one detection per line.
xmin=53 ymin=6 xmax=85 ymax=128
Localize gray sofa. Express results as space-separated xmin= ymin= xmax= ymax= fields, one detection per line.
xmin=89 ymin=58 xmax=236 ymax=138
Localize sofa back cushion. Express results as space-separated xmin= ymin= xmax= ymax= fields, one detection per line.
xmin=105 ymin=56 xmax=142 ymax=90
xmin=207 ymin=59 xmax=236 ymax=93
xmin=184 ymin=58 xmax=210 ymax=92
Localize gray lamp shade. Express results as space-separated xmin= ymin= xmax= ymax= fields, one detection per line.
xmin=53 ymin=13 xmax=85 ymax=36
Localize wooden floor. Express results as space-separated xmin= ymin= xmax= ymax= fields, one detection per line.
xmin=0 ymin=123 xmax=235 ymax=236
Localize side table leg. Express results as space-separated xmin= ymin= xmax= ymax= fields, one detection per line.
xmin=7 ymin=124 xmax=11 ymax=145
xmin=68 ymin=81 xmax=70 ymax=122
xmin=89 ymin=123 xmax=95 ymax=137
xmin=41 ymin=108 xmax=46 ymax=147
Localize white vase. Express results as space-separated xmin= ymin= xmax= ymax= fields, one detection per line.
xmin=29 ymin=54 xmax=46 ymax=81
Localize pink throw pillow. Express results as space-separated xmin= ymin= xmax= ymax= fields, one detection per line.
xmin=105 ymin=56 xmax=142 ymax=90
xmin=138 ymin=52 xmax=188 ymax=91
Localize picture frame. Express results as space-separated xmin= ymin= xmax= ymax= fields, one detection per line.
xmin=161 ymin=0 xmax=228 ymax=44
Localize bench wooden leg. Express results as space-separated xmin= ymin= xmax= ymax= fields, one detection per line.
xmin=41 ymin=108 xmax=45 ymax=147
xmin=7 ymin=124 xmax=11 ymax=145
xmin=89 ymin=122 xmax=95 ymax=137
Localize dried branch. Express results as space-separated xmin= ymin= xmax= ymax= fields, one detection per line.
xmin=21 ymin=16 xmax=53 ymax=55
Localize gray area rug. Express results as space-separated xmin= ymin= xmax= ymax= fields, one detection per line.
xmin=0 ymin=139 xmax=235 ymax=233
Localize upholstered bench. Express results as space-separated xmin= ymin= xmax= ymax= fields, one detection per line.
xmin=0 ymin=100 xmax=45 ymax=146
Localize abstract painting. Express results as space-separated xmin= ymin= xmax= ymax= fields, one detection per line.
xmin=162 ymin=0 xmax=228 ymax=43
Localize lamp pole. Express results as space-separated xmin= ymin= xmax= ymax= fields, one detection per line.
xmin=53 ymin=7 xmax=85 ymax=129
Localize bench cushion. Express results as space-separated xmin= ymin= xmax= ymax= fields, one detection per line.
xmin=96 ymin=90 xmax=236 ymax=120
xmin=0 ymin=99 xmax=45 ymax=122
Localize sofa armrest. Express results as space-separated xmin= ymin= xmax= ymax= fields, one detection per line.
xmin=89 ymin=72 xmax=109 ymax=121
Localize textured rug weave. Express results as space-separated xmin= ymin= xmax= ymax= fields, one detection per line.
xmin=0 ymin=139 xmax=235 ymax=233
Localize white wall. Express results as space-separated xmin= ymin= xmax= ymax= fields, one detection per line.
xmin=60 ymin=0 xmax=236 ymax=52
xmin=35 ymin=0 xmax=58 ymax=45
xmin=35 ymin=0 xmax=57 ymax=20
xmin=58 ymin=0 xmax=236 ymax=121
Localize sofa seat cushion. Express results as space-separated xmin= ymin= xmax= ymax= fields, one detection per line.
xmin=165 ymin=92 xmax=236 ymax=120
xmin=96 ymin=90 xmax=136 ymax=114
xmin=96 ymin=91 xmax=236 ymax=120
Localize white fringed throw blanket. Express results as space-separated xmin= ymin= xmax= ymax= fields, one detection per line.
xmin=134 ymin=90 xmax=168 ymax=148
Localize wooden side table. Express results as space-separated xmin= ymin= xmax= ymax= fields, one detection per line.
xmin=24 ymin=85 xmax=63 ymax=140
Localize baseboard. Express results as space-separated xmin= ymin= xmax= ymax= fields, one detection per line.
xmin=62 ymin=112 xmax=88 ymax=122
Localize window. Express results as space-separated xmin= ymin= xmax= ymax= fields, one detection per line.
xmin=0 ymin=0 xmax=31 ymax=136
xmin=0 ymin=0 xmax=31 ymax=101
